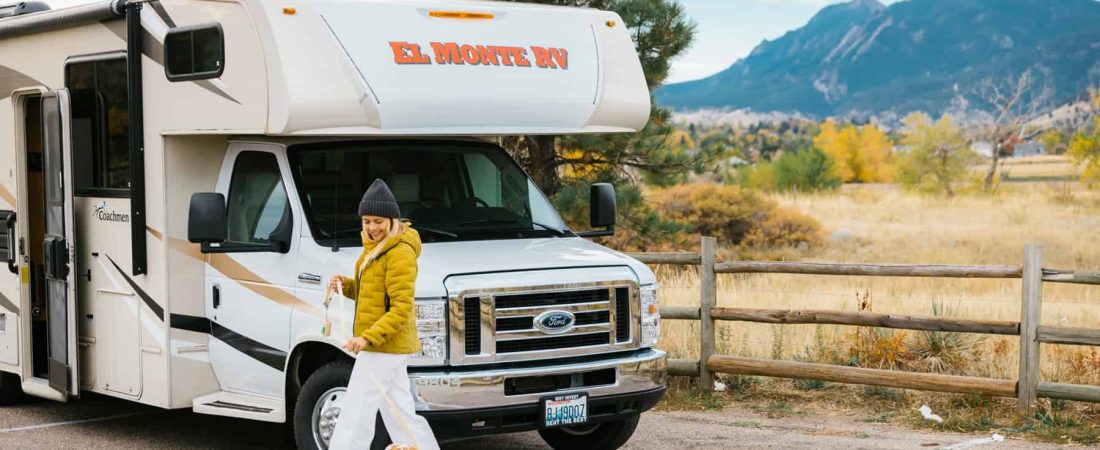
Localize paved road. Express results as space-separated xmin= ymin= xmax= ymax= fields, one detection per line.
xmin=0 ymin=393 xmax=1065 ymax=449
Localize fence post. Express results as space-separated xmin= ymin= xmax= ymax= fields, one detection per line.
xmin=1018 ymin=243 xmax=1042 ymax=417
xmin=699 ymin=236 xmax=717 ymax=390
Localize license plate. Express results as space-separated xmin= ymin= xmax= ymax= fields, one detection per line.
xmin=541 ymin=393 xmax=588 ymax=427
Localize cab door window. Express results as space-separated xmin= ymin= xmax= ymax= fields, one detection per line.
xmin=221 ymin=152 xmax=292 ymax=252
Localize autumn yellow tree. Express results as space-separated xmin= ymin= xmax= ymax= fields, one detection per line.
xmin=813 ymin=119 xmax=893 ymax=183
xmin=895 ymin=113 xmax=974 ymax=196
xmin=1069 ymin=89 xmax=1100 ymax=187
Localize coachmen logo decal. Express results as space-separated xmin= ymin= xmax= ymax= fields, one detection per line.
xmin=534 ymin=310 xmax=576 ymax=335
xmin=93 ymin=201 xmax=130 ymax=223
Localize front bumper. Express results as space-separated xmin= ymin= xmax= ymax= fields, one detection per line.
xmin=423 ymin=387 xmax=665 ymax=439
xmin=409 ymin=348 xmax=666 ymax=436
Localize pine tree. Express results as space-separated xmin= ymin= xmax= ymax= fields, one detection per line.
xmin=499 ymin=0 xmax=702 ymax=249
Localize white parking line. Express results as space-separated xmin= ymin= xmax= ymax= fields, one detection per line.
xmin=0 ymin=411 xmax=162 ymax=433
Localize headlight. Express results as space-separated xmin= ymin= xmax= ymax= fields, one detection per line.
xmin=640 ymin=284 xmax=660 ymax=348
xmin=414 ymin=301 xmax=446 ymax=359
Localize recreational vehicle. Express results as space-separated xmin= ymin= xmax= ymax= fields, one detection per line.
xmin=0 ymin=0 xmax=664 ymax=448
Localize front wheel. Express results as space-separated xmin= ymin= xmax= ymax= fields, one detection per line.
xmin=293 ymin=360 xmax=391 ymax=450
xmin=537 ymin=414 xmax=641 ymax=450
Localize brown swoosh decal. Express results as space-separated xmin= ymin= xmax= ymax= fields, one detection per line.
xmin=146 ymin=226 xmax=163 ymax=241
xmin=164 ymin=235 xmax=323 ymax=318
xmin=0 ymin=291 xmax=19 ymax=315
xmin=208 ymin=253 xmax=323 ymax=318
xmin=0 ymin=184 xmax=14 ymax=209
xmin=166 ymin=234 xmax=203 ymax=261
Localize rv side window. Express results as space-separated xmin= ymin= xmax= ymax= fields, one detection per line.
xmin=66 ymin=57 xmax=130 ymax=196
xmin=165 ymin=24 xmax=225 ymax=81
xmin=224 ymin=152 xmax=290 ymax=249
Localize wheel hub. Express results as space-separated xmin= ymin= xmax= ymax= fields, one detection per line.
xmin=312 ymin=387 xmax=347 ymax=449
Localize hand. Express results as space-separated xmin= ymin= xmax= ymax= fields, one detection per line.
xmin=329 ymin=275 xmax=347 ymax=292
xmin=342 ymin=337 xmax=369 ymax=353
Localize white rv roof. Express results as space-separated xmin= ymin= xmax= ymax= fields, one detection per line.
xmin=249 ymin=0 xmax=650 ymax=135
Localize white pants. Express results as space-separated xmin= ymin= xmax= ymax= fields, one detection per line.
xmin=329 ymin=352 xmax=440 ymax=450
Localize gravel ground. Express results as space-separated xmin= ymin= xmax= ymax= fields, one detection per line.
xmin=0 ymin=393 xmax=1069 ymax=449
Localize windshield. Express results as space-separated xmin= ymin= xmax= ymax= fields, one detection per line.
xmin=288 ymin=141 xmax=568 ymax=246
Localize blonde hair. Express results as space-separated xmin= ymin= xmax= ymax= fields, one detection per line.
xmin=358 ymin=218 xmax=403 ymax=275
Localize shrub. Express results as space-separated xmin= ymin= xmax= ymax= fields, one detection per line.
xmin=905 ymin=300 xmax=979 ymax=375
xmin=733 ymin=162 xmax=778 ymax=191
xmin=654 ymin=183 xmax=825 ymax=249
xmin=742 ymin=206 xmax=823 ymax=248
xmin=774 ymin=146 xmax=842 ymax=191
xmin=655 ymin=184 xmax=774 ymax=245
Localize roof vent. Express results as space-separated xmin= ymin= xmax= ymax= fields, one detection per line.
xmin=0 ymin=2 xmax=50 ymax=20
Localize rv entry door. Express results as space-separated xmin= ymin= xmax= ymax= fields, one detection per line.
xmin=41 ymin=91 xmax=80 ymax=397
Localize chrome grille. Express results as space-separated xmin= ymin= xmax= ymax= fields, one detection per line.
xmin=497 ymin=332 xmax=611 ymax=354
xmin=463 ymin=297 xmax=480 ymax=355
xmin=494 ymin=289 xmax=613 ymax=353
xmin=449 ymin=280 xmax=639 ymax=364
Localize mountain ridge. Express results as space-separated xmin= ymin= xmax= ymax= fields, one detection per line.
xmin=657 ymin=0 xmax=1100 ymax=119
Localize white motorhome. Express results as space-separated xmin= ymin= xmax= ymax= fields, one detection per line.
xmin=0 ymin=0 xmax=665 ymax=448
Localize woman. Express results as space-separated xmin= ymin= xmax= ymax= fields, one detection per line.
xmin=328 ymin=179 xmax=439 ymax=450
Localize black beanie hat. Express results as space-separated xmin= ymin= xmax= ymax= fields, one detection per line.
xmin=358 ymin=179 xmax=401 ymax=218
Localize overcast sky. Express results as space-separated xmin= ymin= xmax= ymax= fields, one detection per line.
xmin=45 ymin=0 xmax=900 ymax=83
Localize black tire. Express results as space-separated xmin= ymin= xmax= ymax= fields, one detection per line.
xmin=293 ymin=360 xmax=391 ymax=450
xmin=538 ymin=414 xmax=641 ymax=450
xmin=0 ymin=372 xmax=24 ymax=406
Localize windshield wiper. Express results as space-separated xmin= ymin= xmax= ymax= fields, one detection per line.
xmin=416 ymin=226 xmax=458 ymax=239
xmin=530 ymin=221 xmax=571 ymax=237
xmin=457 ymin=219 xmax=570 ymax=237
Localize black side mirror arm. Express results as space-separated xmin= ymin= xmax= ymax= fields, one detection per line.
xmin=576 ymin=226 xmax=615 ymax=238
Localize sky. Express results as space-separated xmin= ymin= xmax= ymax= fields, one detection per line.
xmin=45 ymin=0 xmax=897 ymax=84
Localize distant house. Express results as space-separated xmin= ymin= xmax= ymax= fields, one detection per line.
xmin=1012 ymin=142 xmax=1046 ymax=158
xmin=726 ymin=156 xmax=749 ymax=166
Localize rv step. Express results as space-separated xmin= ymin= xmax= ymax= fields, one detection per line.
xmin=192 ymin=391 xmax=284 ymax=423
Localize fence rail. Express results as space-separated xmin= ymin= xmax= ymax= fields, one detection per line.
xmin=639 ymin=238 xmax=1100 ymax=417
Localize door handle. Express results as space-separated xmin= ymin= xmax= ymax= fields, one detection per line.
xmin=212 ymin=285 xmax=221 ymax=309
xmin=43 ymin=237 xmax=69 ymax=279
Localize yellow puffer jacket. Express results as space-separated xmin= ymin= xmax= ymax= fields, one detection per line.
xmin=340 ymin=224 xmax=421 ymax=354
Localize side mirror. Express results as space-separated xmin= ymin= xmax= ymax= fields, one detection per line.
xmin=576 ymin=183 xmax=617 ymax=238
xmin=188 ymin=193 xmax=227 ymax=244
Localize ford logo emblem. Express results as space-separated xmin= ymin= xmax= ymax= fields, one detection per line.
xmin=534 ymin=310 xmax=576 ymax=335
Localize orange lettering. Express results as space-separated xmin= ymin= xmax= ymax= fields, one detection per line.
xmin=389 ymin=41 xmax=416 ymax=64
xmin=430 ymin=42 xmax=464 ymax=65
xmin=476 ymin=45 xmax=500 ymax=66
xmin=408 ymin=43 xmax=431 ymax=64
xmin=549 ymin=48 xmax=568 ymax=70
xmin=509 ymin=47 xmax=531 ymax=67
xmin=492 ymin=46 xmax=514 ymax=66
xmin=402 ymin=41 xmax=566 ymax=69
xmin=460 ymin=45 xmax=481 ymax=65
xmin=531 ymin=46 xmax=555 ymax=69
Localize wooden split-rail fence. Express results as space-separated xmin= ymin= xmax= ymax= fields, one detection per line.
xmin=627 ymin=237 xmax=1100 ymax=416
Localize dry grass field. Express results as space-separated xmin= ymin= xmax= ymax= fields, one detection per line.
xmin=653 ymin=181 xmax=1100 ymax=442
xmin=997 ymin=155 xmax=1082 ymax=181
